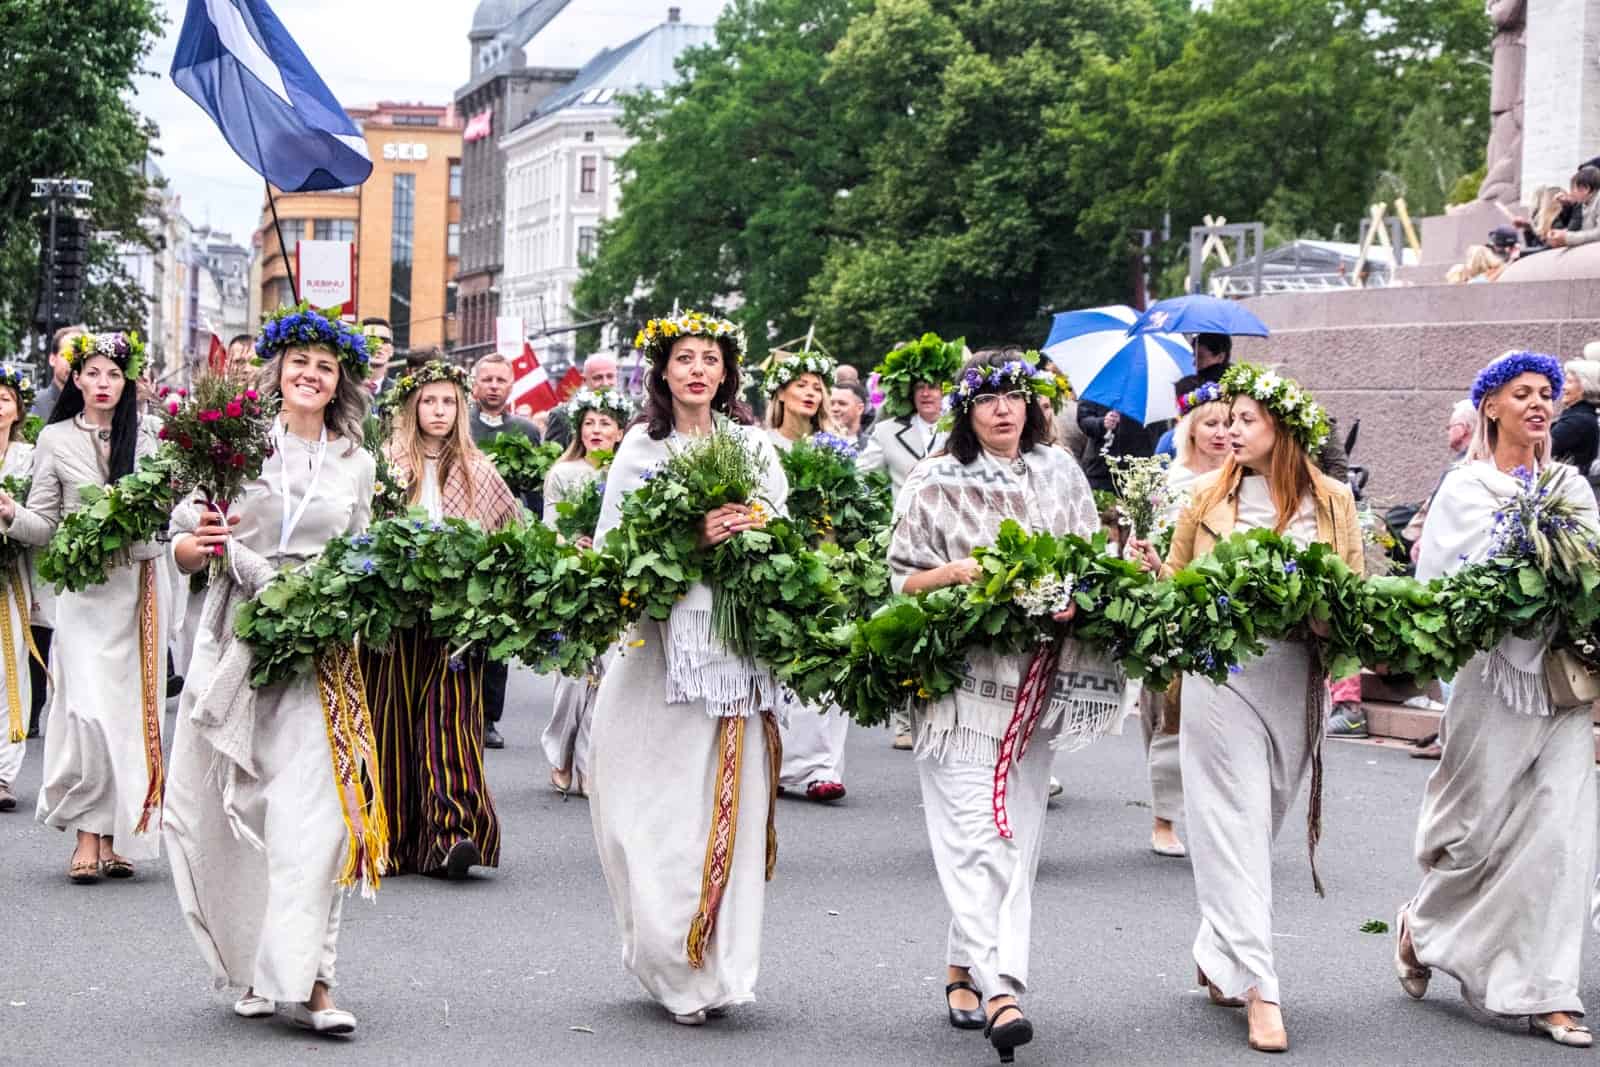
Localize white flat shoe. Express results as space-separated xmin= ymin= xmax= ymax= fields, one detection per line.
xmin=233 ymin=994 xmax=275 ymax=1018
xmin=286 ymin=1002 xmax=356 ymax=1035
xmin=1048 ymin=776 xmax=1064 ymax=799
xmin=1532 ymin=1015 xmax=1594 ymax=1047
xmin=670 ymin=1010 xmax=707 ymax=1026
xmin=1151 ymin=835 xmax=1188 ymax=858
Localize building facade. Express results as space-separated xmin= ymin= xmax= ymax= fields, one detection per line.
xmin=453 ymin=0 xmax=581 ymax=357
xmin=498 ymin=15 xmax=713 ymax=371
xmin=253 ymin=101 xmax=463 ymax=352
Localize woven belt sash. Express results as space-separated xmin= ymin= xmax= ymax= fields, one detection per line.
xmin=315 ymin=643 xmax=391 ymax=898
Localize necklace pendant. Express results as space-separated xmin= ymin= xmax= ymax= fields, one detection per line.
xmin=1011 ymin=455 xmax=1028 ymax=477
xmin=97 ymin=430 xmax=110 ymax=443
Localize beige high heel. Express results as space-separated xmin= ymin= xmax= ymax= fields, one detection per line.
xmin=1197 ymin=967 xmax=1244 ymax=1008
xmin=1245 ymin=990 xmax=1288 ymax=1054
xmin=1394 ymin=907 xmax=1430 ymax=999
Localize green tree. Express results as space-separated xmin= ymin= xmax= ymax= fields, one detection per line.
xmin=0 ymin=0 xmax=165 ymax=357
xmin=573 ymin=0 xmax=868 ymax=364
xmin=805 ymin=0 xmax=1181 ymax=358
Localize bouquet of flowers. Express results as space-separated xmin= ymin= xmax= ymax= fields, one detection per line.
xmin=371 ymin=451 xmax=411 ymax=520
xmin=1103 ymin=447 xmax=1170 ymax=541
xmin=778 ymin=432 xmax=893 ymax=548
xmin=553 ymin=450 xmax=612 ymax=542
xmin=157 ymin=375 xmax=276 ymax=564
xmin=480 ymin=434 xmax=562 ymax=499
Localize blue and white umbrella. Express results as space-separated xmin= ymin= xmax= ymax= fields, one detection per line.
xmin=1129 ymin=294 xmax=1270 ymax=338
xmin=1042 ymin=306 xmax=1194 ymax=424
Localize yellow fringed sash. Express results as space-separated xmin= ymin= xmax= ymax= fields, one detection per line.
xmin=315 ymin=643 xmax=390 ymax=898
xmin=3 ymin=564 xmax=48 ymax=744
xmin=133 ymin=559 xmax=164 ymax=833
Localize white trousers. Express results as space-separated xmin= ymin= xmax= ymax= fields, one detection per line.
xmin=917 ymin=739 xmax=1054 ymax=999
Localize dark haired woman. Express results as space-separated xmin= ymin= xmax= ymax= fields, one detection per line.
xmin=891 ymin=352 xmax=1119 ymax=1063
xmin=0 ymin=333 xmax=170 ymax=883
xmin=1131 ymin=364 xmax=1362 ymax=1055
xmin=1397 ymin=351 xmax=1598 ymax=1049
xmin=588 ymin=311 xmax=790 ymax=1026
xmin=164 ymin=307 xmax=378 ymax=1034
xmin=0 ymin=365 xmax=38 ymax=814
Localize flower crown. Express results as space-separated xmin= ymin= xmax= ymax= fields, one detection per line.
xmin=1177 ymin=381 xmax=1225 ymax=417
xmin=763 ymin=353 xmax=836 ymax=396
xmin=0 ymin=364 xmax=37 ymax=411
xmin=387 ymin=360 xmax=469 ymax=411
xmin=561 ymin=386 xmax=633 ymax=426
xmin=64 ymin=332 xmax=147 ymax=381
xmin=1219 ymin=363 xmax=1330 ymax=453
xmin=942 ymin=355 xmax=1059 ymax=417
xmin=633 ymin=310 xmax=746 ymax=365
xmin=1471 ymin=350 xmax=1564 ymax=410
xmin=255 ymin=302 xmax=380 ymax=381
xmin=874 ymin=333 xmax=965 ymax=419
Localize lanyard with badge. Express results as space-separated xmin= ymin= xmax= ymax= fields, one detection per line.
xmin=274 ymin=419 xmax=328 ymax=554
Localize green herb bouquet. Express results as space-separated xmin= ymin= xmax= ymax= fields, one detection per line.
xmin=778 ymin=433 xmax=892 ymax=548
xmin=481 ymin=434 xmax=562 ymax=499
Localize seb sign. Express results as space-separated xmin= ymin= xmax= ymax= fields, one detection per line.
xmin=382 ymin=143 xmax=430 ymax=162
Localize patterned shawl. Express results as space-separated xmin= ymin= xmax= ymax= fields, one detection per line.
xmin=389 ymin=449 xmax=522 ymax=531
xmin=889 ymin=445 xmax=1124 ymax=763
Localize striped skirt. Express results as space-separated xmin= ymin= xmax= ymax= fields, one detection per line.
xmin=363 ymin=628 xmax=501 ymax=874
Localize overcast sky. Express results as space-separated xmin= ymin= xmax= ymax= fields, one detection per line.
xmin=135 ymin=0 xmax=727 ymax=246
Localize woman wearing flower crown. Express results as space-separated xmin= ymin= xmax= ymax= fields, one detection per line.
xmin=539 ymin=386 xmax=630 ymax=797
xmin=0 ymin=366 xmax=40 ymax=815
xmin=365 ymin=360 xmax=521 ymax=879
xmin=588 ymin=309 xmax=789 ymax=1026
xmin=1138 ymin=383 xmax=1232 ymax=860
xmin=0 ymin=333 xmax=171 ymax=883
xmin=891 ymin=349 xmax=1119 ymax=1064
xmin=1130 ymin=363 xmax=1361 ymax=1054
xmin=1394 ymin=351 xmax=1598 ymax=1049
xmin=763 ymin=353 xmax=855 ymax=802
xmin=162 ymin=306 xmax=378 ymax=1035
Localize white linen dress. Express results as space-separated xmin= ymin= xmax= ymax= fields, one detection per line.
xmin=540 ymin=458 xmax=605 ymax=781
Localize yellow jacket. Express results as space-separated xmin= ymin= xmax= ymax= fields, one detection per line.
xmin=1165 ymin=463 xmax=1365 ymax=575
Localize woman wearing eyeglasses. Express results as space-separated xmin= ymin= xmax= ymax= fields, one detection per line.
xmin=889 ymin=349 xmax=1122 ymax=1064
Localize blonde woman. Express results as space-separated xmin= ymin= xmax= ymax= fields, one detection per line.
xmin=0 ymin=365 xmax=38 ymax=814
xmin=164 ymin=307 xmax=378 ymax=1033
xmin=1397 ymin=351 xmax=1598 ymax=1049
xmin=366 ymin=361 xmax=521 ymax=879
xmin=540 ymin=386 xmax=630 ymax=796
xmin=764 ymin=354 xmax=852 ymax=802
xmin=1139 ymin=382 xmax=1232 ymax=859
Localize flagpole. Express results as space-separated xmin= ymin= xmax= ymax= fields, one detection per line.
xmin=266 ymin=180 xmax=300 ymax=304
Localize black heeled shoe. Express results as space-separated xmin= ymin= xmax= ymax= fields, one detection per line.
xmin=985 ymin=1003 xmax=1033 ymax=1064
xmin=945 ymin=980 xmax=986 ymax=1030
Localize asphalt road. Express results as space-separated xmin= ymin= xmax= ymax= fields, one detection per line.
xmin=0 ymin=668 xmax=1590 ymax=1065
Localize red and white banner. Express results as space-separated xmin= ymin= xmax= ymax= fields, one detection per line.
xmin=464 ymin=108 xmax=494 ymax=143
xmin=510 ymin=343 xmax=560 ymax=414
xmin=296 ymin=239 xmax=356 ymax=316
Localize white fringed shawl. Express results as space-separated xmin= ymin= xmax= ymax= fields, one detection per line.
xmin=888 ymin=446 xmax=1124 ymax=763
xmin=1417 ymin=460 xmax=1600 ymax=716
xmin=597 ymin=421 xmax=790 ymax=718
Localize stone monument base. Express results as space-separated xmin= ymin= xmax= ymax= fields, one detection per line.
xmin=1237 ymin=277 xmax=1600 ymax=504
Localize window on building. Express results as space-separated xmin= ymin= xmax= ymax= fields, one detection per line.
xmin=583 ymin=130 xmax=595 ymax=143
xmin=312 ymin=218 xmax=356 ymax=242
xmin=449 ymin=162 xmax=462 ymax=199
xmin=393 ymin=114 xmax=441 ymax=127
xmin=577 ymin=226 xmax=597 ymax=262
xmin=448 ymin=222 xmax=461 ymax=258
xmin=390 ymin=173 xmax=415 ymax=349
xmin=579 ymin=155 xmax=598 ymax=195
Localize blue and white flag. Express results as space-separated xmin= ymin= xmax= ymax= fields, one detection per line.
xmin=170 ymin=0 xmax=372 ymax=192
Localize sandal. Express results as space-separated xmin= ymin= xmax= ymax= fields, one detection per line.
xmin=1197 ymin=967 xmax=1245 ymax=1008
xmin=550 ymin=768 xmax=573 ymax=797
xmin=101 ymin=857 xmax=134 ymax=879
xmin=1394 ymin=908 xmax=1429 ymax=999
xmin=68 ymin=857 xmax=101 ymax=884
xmin=985 ymin=1003 xmax=1034 ymax=1064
